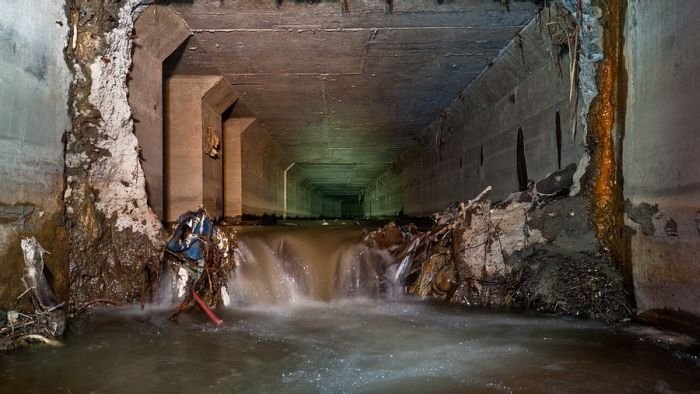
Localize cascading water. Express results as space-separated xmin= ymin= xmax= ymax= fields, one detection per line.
xmin=228 ymin=226 xmax=407 ymax=305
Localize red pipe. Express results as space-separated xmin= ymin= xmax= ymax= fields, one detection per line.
xmin=191 ymin=290 xmax=223 ymax=326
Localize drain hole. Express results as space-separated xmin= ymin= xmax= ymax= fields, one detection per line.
xmin=516 ymin=127 xmax=528 ymax=191
xmin=480 ymin=145 xmax=484 ymax=167
xmin=556 ymin=109 xmax=562 ymax=170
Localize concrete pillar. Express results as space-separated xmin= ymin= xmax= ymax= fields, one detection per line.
xmin=201 ymin=79 xmax=239 ymax=218
xmin=223 ymin=118 xmax=255 ymax=218
xmin=624 ymin=1 xmax=700 ymax=318
xmin=128 ymin=5 xmax=190 ymax=219
xmin=164 ymin=75 xmax=237 ymax=222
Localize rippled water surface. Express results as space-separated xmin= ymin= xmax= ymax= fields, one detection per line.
xmin=3 ymin=225 xmax=699 ymax=392
xmin=1 ymin=299 xmax=699 ymax=393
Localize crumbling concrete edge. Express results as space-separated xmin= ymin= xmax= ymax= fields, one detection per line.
xmin=86 ymin=0 xmax=162 ymax=243
xmin=63 ymin=0 xmax=166 ymax=309
xmin=561 ymin=0 xmax=604 ymax=196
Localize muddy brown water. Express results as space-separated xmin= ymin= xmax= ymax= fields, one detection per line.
xmin=1 ymin=224 xmax=698 ymax=393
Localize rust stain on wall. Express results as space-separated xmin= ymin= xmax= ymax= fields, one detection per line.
xmin=588 ymin=0 xmax=628 ymax=275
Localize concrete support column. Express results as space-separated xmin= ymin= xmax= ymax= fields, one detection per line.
xmin=223 ymin=118 xmax=255 ymax=218
xmin=128 ymin=5 xmax=190 ymax=219
xmin=624 ymin=1 xmax=700 ymax=318
xmin=201 ymin=79 xmax=239 ymax=219
xmin=165 ymin=75 xmax=237 ymax=222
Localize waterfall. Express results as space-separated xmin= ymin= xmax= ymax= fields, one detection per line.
xmin=224 ymin=227 xmax=410 ymax=306
xmin=229 ymin=238 xmax=303 ymax=305
xmin=334 ymin=243 xmax=392 ymax=298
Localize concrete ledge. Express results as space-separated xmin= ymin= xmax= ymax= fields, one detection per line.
xmin=135 ymin=5 xmax=191 ymax=60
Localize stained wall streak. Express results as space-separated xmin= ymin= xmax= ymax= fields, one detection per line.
xmin=64 ymin=0 xmax=164 ymax=311
xmin=587 ymin=0 xmax=627 ymax=266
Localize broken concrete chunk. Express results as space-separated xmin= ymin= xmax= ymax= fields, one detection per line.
xmin=364 ymin=221 xmax=404 ymax=249
xmin=20 ymin=237 xmax=59 ymax=311
xmin=528 ymin=196 xmax=599 ymax=253
xmin=626 ymin=200 xmax=659 ymax=236
xmin=498 ymin=190 xmax=535 ymax=208
xmin=664 ymin=218 xmax=678 ymax=237
xmin=535 ymin=162 xmax=577 ymax=199
xmin=1 ymin=239 xmax=66 ymax=352
xmin=6 ymin=311 xmax=18 ymax=326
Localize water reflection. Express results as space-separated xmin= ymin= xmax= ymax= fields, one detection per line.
xmin=1 ymin=299 xmax=698 ymax=393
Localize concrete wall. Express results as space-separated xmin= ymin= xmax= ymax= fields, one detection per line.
xmin=129 ymin=5 xmax=190 ymax=219
xmin=624 ymin=1 xmax=700 ymax=317
xmin=313 ymin=195 xmax=342 ymax=218
xmin=238 ymin=121 xmax=341 ymax=218
xmin=0 ymin=1 xmax=69 ymax=209
xmin=0 ymin=0 xmax=71 ymax=308
xmin=285 ymin=168 xmax=311 ymax=218
xmin=240 ymin=120 xmax=285 ymax=216
xmin=165 ymin=75 xmax=215 ymax=221
xmin=285 ymin=174 xmax=342 ymax=218
xmin=223 ymin=118 xmax=254 ymax=218
xmin=227 ymin=117 xmax=326 ymax=219
xmin=164 ymin=75 xmax=237 ymax=221
xmin=366 ymin=6 xmax=582 ymax=217
xmin=341 ymin=200 xmax=364 ymax=218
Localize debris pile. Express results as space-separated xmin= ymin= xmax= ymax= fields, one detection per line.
xmin=365 ymin=165 xmax=632 ymax=322
xmin=164 ymin=208 xmax=236 ymax=323
xmin=1 ymin=238 xmax=65 ymax=351
xmin=507 ymin=247 xmax=631 ymax=321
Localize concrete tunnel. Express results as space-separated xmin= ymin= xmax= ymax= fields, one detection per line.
xmin=130 ymin=1 xmax=577 ymax=222
xmin=1 ymin=0 xmax=700 ymax=346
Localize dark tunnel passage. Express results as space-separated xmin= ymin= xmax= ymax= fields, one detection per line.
xmin=131 ymin=0 xmax=563 ymax=221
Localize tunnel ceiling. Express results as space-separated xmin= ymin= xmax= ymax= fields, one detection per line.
xmin=167 ymin=0 xmax=540 ymax=197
